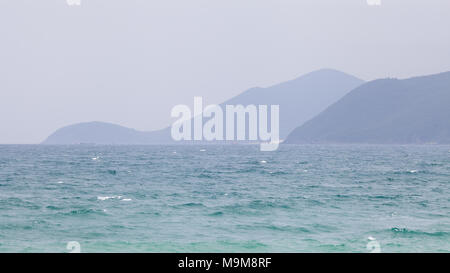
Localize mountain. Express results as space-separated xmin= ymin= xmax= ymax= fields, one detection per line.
xmin=285 ymin=71 xmax=450 ymax=144
xmin=222 ymin=69 xmax=363 ymax=138
xmin=42 ymin=69 xmax=363 ymax=145
xmin=42 ymin=122 xmax=169 ymax=145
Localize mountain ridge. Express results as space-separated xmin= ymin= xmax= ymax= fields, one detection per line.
xmin=284 ymin=71 xmax=450 ymax=144
xmin=42 ymin=69 xmax=363 ymax=145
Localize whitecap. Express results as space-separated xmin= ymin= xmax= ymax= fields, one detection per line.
xmin=368 ymin=236 xmax=375 ymax=241
xmin=57 ymin=181 xmax=64 ymax=184
xmin=97 ymin=195 xmax=122 ymax=201
xmin=122 ymin=198 xmax=132 ymax=202
xmin=97 ymin=196 xmax=113 ymax=201
xmin=409 ymin=170 xmax=418 ymax=173
xmin=260 ymin=160 xmax=267 ymax=164
xmin=200 ymin=149 xmax=206 ymax=152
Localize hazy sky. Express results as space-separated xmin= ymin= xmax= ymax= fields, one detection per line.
xmin=1 ymin=0 xmax=450 ymax=143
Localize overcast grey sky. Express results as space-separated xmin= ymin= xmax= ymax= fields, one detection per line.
xmin=1 ymin=0 xmax=450 ymax=143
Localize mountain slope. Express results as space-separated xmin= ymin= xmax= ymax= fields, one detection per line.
xmin=223 ymin=68 xmax=363 ymax=138
xmin=42 ymin=69 xmax=363 ymax=144
xmin=42 ymin=122 xmax=169 ymax=145
xmin=285 ymin=71 xmax=450 ymax=144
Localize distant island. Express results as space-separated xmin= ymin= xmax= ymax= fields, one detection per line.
xmin=285 ymin=71 xmax=450 ymax=144
xmin=42 ymin=69 xmax=363 ymax=145
xmin=42 ymin=121 xmax=170 ymax=145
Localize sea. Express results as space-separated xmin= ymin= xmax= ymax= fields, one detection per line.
xmin=0 ymin=144 xmax=449 ymax=252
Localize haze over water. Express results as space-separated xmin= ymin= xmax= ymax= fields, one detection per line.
xmin=0 ymin=145 xmax=449 ymax=252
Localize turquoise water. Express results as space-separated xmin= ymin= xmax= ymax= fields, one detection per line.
xmin=0 ymin=145 xmax=449 ymax=253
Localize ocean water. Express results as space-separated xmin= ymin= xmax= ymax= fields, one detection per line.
xmin=0 ymin=144 xmax=449 ymax=253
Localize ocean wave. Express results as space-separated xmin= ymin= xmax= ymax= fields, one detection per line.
xmin=179 ymin=202 xmax=206 ymax=208
xmin=196 ymin=173 xmax=217 ymax=179
xmin=235 ymin=168 xmax=260 ymax=174
xmin=217 ymin=240 xmax=268 ymax=250
xmin=0 ymin=197 xmax=41 ymax=210
xmin=262 ymin=224 xmax=310 ymax=234
xmin=208 ymin=211 xmax=224 ymax=216
xmin=418 ymin=162 xmax=444 ymax=167
xmin=66 ymin=208 xmax=101 ymax=216
xmin=0 ymin=223 xmax=34 ymax=231
xmin=243 ymin=160 xmax=268 ymax=166
xmin=97 ymin=195 xmax=122 ymax=201
xmin=390 ymin=227 xmax=450 ymax=237
xmin=46 ymin=205 xmax=63 ymax=210
xmin=392 ymin=169 xmax=430 ymax=175
xmin=309 ymin=223 xmax=337 ymax=233
xmin=267 ymin=170 xmax=289 ymax=175
xmin=248 ymin=200 xmax=291 ymax=210
xmin=368 ymin=195 xmax=402 ymax=200
xmin=137 ymin=211 xmax=161 ymax=216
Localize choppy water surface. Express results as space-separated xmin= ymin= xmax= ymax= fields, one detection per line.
xmin=0 ymin=145 xmax=449 ymax=252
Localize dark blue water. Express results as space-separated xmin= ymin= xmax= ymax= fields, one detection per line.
xmin=0 ymin=145 xmax=449 ymax=252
